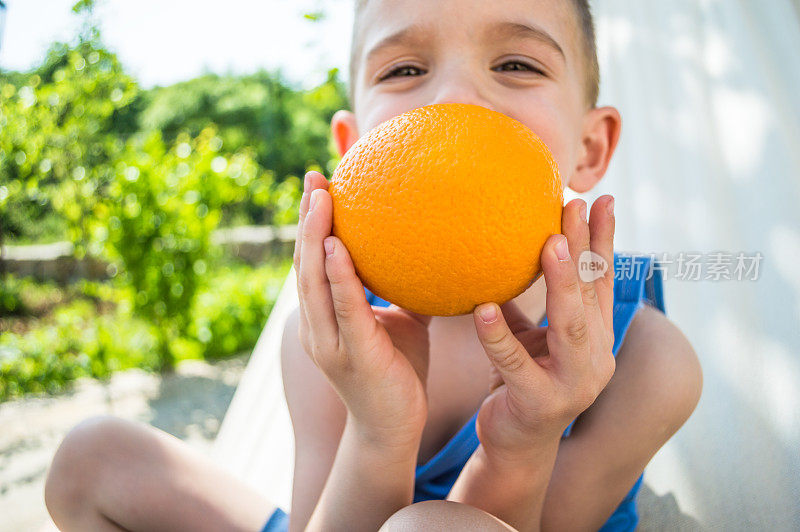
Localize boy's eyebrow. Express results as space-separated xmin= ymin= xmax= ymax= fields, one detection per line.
xmin=364 ymin=24 xmax=428 ymax=63
xmin=488 ymin=21 xmax=565 ymax=61
xmin=362 ymin=21 xmax=565 ymax=65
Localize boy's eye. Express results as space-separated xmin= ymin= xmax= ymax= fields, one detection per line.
xmin=493 ymin=61 xmax=544 ymax=76
xmin=379 ymin=65 xmax=426 ymax=81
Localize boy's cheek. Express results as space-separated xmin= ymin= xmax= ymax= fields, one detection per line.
xmin=507 ymin=98 xmax=581 ymax=186
xmin=511 ymin=111 xmax=576 ymax=186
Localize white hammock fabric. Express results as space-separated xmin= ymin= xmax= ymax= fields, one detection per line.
xmin=214 ymin=1 xmax=800 ymax=529
xmin=212 ymin=267 xmax=298 ymax=512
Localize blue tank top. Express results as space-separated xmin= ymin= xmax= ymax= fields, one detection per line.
xmin=263 ymin=252 xmax=666 ymax=532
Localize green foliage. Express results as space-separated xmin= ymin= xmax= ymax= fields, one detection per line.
xmin=0 ymin=273 xmax=64 ymax=315
xmin=0 ymin=261 xmax=291 ymax=402
xmin=1 ymin=274 xmax=30 ymax=315
xmin=0 ymin=6 xmax=333 ymax=396
xmin=1 ymin=57 xmax=345 ymax=243
xmin=138 ymin=69 xmax=347 ymax=222
xmin=140 ymin=73 xmax=294 ymax=175
xmin=0 ymin=40 xmax=137 ymax=247
xmin=72 ymin=0 xmax=96 ymax=14
xmin=188 ymin=259 xmax=291 ymax=359
xmin=0 ymin=34 xmax=310 ymax=378
xmin=0 ymin=299 xmax=158 ymax=400
xmin=289 ymin=69 xmax=348 ymax=177
xmin=75 ymin=128 xmax=278 ymax=370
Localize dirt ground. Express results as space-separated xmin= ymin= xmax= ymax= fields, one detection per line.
xmin=0 ymin=356 xmax=247 ymax=532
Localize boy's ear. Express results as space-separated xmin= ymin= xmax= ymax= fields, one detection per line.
xmin=569 ymin=106 xmax=622 ymax=193
xmin=331 ymin=110 xmax=360 ymax=157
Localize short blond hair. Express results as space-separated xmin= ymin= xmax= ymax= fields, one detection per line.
xmin=349 ymin=0 xmax=600 ymax=108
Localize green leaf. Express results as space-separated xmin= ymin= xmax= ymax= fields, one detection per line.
xmin=303 ymin=11 xmax=325 ymax=22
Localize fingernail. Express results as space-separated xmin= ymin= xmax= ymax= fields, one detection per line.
xmin=324 ymin=237 xmax=335 ymax=257
xmin=304 ymin=172 xmax=312 ymax=191
xmin=579 ymin=201 xmax=587 ymax=222
xmin=309 ymin=189 xmax=320 ymax=212
xmin=555 ymin=235 xmax=570 ymax=261
xmin=479 ymin=304 xmax=497 ymax=323
xmin=606 ymin=197 xmax=615 ymax=216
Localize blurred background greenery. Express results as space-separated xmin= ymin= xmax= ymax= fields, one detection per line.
xmin=0 ymin=0 xmax=347 ymax=400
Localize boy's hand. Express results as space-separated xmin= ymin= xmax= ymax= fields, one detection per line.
xmin=294 ymin=171 xmax=432 ymax=450
xmin=471 ymin=196 xmax=616 ymax=458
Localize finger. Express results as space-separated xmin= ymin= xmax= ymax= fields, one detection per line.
xmin=498 ymin=299 xmax=538 ymax=335
xmin=298 ymin=187 xmax=339 ymax=354
xmin=473 ymin=302 xmax=541 ymax=390
xmin=322 ymin=235 xmax=381 ymax=357
xmin=293 ymin=171 xmax=329 ymax=273
xmin=562 ymin=199 xmax=606 ymax=344
xmin=541 ymin=234 xmax=590 ymax=373
xmin=294 ymin=171 xmax=330 ymax=345
xmin=588 ymin=195 xmax=615 ymax=344
xmin=563 ymin=199 xmax=601 ymax=310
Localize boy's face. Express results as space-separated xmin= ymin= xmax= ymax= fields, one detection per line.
xmin=339 ymin=0 xmax=620 ymax=192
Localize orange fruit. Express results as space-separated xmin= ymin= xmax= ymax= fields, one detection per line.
xmin=329 ymin=103 xmax=563 ymax=316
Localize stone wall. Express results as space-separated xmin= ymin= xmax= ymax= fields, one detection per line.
xmin=1 ymin=225 xmax=298 ymax=284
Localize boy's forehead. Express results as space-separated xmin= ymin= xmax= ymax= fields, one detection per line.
xmin=355 ymin=0 xmax=581 ymax=68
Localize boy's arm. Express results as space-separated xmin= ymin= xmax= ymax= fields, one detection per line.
xmin=284 ymin=173 xmax=432 ymax=531
xmin=282 ymin=304 xmax=424 ymax=532
xmin=540 ymin=305 xmax=702 ymax=531
xmin=450 ymin=305 xmax=702 ymax=531
xmin=281 ymin=306 xmax=346 ymax=532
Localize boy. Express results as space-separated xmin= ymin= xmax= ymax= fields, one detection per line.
xmin=44 ymin=1 xmax=703 ymax=531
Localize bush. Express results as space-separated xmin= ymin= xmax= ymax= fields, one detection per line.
xmin=0 ymin=273 xmax=71 ymax=317
xmin=187 ymin=259 xmax=292 ymax=359
xmin=1 ymin=46 xmax=345 ymax=245
xmin=1 ymin=273 xmax=30 ymax=315
xmin=0 ymin=41 xmax=138 ymax=247
xmin=69 ymin=127 xmax=279 ymax=370
xmin=0 ymin=299 xmax=158 ymax=400
xmin=0 ymin=260 xmax=292 ymax=402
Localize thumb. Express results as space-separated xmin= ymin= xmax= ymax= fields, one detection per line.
xmin=474 ymin=303 xmax=538 ymax=391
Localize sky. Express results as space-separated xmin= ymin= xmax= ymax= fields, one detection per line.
xmin=0 ymin=0 xmax=353 ymax=88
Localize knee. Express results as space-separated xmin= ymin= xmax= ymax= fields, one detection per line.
xmin=380 ymin=501 xmax=441 ymax=532
xmin=380 ymin=501 xmax=516 ymax=531
xmin=44 ymin=416 xmax=132 ymax=519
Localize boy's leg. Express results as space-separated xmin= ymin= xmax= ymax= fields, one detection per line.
xmin=379 ymin=501 xmax=517 ymax=531
xmin=45 ymin=416 xmax=274 ymax=532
